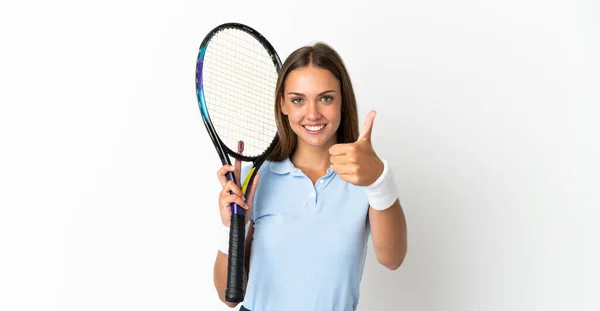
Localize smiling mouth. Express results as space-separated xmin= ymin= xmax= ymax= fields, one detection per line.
xmin=302 ymin=124 xmax=326 ymax=132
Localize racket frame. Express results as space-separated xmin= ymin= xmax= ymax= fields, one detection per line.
xmin=195 ymin=22 xmax=282 ymax=303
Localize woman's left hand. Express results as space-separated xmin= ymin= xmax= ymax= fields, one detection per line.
xmin=329 ymin=110 xmax=384 ymax=186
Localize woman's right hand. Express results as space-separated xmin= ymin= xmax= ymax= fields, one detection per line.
xmin=216 ymin=159 xmax=260 ymax=227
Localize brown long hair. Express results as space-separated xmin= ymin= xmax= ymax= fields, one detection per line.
xmin=268 ymin=43 xmax=359 ymax=161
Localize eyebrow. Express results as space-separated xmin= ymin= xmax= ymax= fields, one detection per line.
xmin=287 ymin=90 xmax=337 ymax=97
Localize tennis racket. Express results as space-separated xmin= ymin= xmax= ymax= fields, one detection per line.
xmin=195 ymin=23 xmax=281 ymax=303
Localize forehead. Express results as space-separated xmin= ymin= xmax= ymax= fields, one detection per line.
xmin=284 ymin=66 xmax=340 ymax=93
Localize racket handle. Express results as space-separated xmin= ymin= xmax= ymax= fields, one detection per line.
xmin=226 ymin=171 xmax=245 ymax=215
xmin=225 ymin=213 xmax=245 ymax=302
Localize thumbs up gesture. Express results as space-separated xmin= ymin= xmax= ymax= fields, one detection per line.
xmin=329 ymin=110 xmax=384 ymax=186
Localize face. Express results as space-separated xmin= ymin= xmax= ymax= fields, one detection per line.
xmin=280 ymin=66 xmax=342 ymax=151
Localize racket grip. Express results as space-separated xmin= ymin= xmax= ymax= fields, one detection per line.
xmin=225 ymin=213 xmax=245 ymax=302
xmin=226 ymin=171 xmax=245 ymax=215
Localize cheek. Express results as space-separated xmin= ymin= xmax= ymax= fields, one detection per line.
xmin=326 ymin=103 xmax=342 ymax=121
xmin=286 ymin=107 xmax=304 ymax=124
xmin=328 ymin=104 xmax=343 ymax=131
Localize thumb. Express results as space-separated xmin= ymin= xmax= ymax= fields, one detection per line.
xmin=246 ymin=173 xmax=260 ymax=207
xmin=357 ymin=110 xmax=376 ymax=142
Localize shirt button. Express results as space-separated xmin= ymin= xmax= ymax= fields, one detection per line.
xmin=319 ymin=180 xmax=324 ymax=184
xmin=310 ymin=192 xmax=315 ymax=197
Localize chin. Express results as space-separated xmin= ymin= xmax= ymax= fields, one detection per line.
xmin=303 ymin=138 xmax=333 ymax=148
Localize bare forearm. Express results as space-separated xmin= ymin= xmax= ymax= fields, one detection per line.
xmin=213 ymin=224 xmax=253 ymax=307
xmin=214 ymin=251 xmax=239 ymax=308
xmin=369 ymin=199 xmax=407 ymax=270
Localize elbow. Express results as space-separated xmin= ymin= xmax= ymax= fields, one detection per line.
xmin=218 ymin=293 xmax=240 ymax=308
xmin=225 ymin=302 xmax=239 ymax=308
xmin=378 ymin=248 xmax=407 ymax=271
xmin=385 ymin=264 xmax=399 ymax=271
xmin=383 ymin=260 xmax=402 ymax=271
xmin=380 ymin=257 xmax=403 ymax=271
xmin=221 ymin=298 xmax=239 ymax=308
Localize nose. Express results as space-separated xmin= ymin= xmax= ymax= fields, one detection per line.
xmin=306 ymin=101 xmax=321 ymax=121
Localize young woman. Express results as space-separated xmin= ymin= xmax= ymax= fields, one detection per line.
xmin=213 ymin=43 xmax=407 ymax=311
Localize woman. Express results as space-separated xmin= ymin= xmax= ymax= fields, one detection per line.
xmin=213 ymin=43 xmax=407 ymax=311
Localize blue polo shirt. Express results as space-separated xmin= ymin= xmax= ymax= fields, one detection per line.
xmin=241 ymin=158 xmax=371 ymax=311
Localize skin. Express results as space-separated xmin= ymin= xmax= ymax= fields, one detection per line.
xmin=213 ymin=65 xmax=407 ymax=307
xmin=281 ymin=66 xmax=343 ymax=183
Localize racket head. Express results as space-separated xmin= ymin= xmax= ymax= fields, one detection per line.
xmin=195 ymin=23 xmax=282 ymax=164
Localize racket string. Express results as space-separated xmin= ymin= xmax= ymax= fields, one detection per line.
xmin=202 ymin=28 xmax=278 ymax=158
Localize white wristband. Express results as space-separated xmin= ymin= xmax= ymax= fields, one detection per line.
xmin=219 ymin=221 xmax=251 ymax=255
xmin=363 ymin=159 xmax=399 ymax=211
xmin=219 ymin=223 xmax=230 ymax=254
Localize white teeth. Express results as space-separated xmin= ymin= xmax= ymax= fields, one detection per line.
xmin=304 ymin=125 xmax=325 ymax=131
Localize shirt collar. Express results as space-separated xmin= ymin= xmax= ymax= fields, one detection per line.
xmin=269 ymin=157 xmax=296 ymax=175
xmin=270 ymin=157 xmax=336 ymax=178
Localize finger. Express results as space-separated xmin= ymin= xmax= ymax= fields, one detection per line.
xmin=217 ymin=165 xmax=235 ymax=187
xmin=222 ymin=180 xmax=244 ymax=198
xmin=332 ymin=163 xmax=357 ymax=175
xmin=245 ymin=173 xmax=261 ymax=207
xmin=357 ymin=110 xmax=376 ymax=142
xmin=234 ymin=159 xmax=241 ymax=187
xmin=234 ymin=140 xmax=244 ymax=187
xmin=329 ymin=143 xmax=356 ymax=156
xmin=331 ymin=154 xmax=358 ymax=165
xmin=221 ymin=194 xmax=248 ymax=210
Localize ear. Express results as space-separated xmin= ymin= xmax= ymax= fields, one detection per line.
xmin=280 ymin=96 xmax=288 ymax=115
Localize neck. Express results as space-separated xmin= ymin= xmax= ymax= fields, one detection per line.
xmin=290 ymin=138 xmax=336 ymax=171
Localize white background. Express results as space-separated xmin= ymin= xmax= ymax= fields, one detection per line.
xmin=1 ymin=0 xmax=599 ymax=310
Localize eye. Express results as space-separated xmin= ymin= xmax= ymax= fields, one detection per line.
xmin=291 ymin=98 xmax=303 ymax=105
xmin=321 ymin=95 xmax=333 ymax=103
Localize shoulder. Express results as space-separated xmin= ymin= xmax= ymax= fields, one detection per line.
xmin=240 ymin=159 xmax=289 ymax=186
xmin=243 ymin=158 xmax=292 ymax=176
